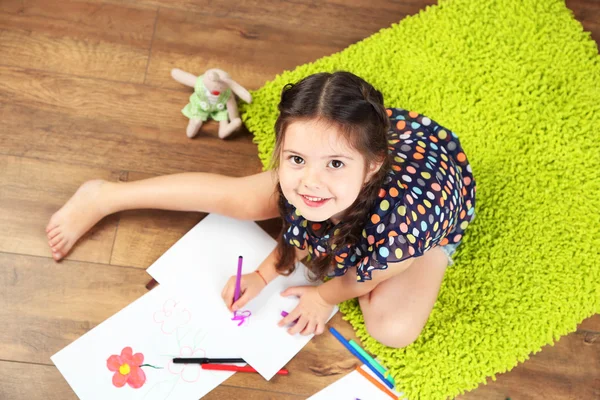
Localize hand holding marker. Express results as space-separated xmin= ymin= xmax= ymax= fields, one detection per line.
xmin=173 ymin=256 xmax=290 ymax=376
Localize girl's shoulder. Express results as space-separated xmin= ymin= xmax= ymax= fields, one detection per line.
xmin=347 ymin=107 xmax=477 ymax=278
xmin=386 ymin=107 xmax=460 ymax=146
xmin=384 ymin=107 xmax=474 ymax=196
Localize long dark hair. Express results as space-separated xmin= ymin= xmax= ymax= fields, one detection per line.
xmin=270 ymin=71 xmax=392 ymax=281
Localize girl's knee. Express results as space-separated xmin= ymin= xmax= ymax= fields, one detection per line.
xmin=364 ymin=317 xmax=423 ymax=349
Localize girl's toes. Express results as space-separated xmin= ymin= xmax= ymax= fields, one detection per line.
xmin=46 ymin=222 xmax=55 ymax=234
xmin=47 ymin=227 xmax=61 ymax=240
xmin=49 ymin=235 xmax=64 ymax=247
xmin=46 ymin=216 xmax=60 ymax=233
xmin=52 ymin=238 xmax=67 ymax=253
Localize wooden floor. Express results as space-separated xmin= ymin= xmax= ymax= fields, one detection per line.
xmin=1 ymin=0 xmax=599 ymax=399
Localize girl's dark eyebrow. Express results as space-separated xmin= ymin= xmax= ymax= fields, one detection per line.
xmin=282 ymin=150 xmax=353 ymax=160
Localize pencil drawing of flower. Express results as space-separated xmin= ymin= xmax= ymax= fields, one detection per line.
xmin=107 ymin=347 xmax=147 ymax=388
xmin=153 ymin=299 xmax=191 ymax=334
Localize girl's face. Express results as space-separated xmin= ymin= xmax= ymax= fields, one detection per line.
xmin=278 ymin=119 xmax=379 ymax=224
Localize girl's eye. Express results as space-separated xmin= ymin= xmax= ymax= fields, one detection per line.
xmin=290 ymin=156 xmax=304 ymax=165
xmin=329 ymin=160 xmax=344 ymax=169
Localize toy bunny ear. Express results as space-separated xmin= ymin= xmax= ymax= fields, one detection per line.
xmin=223 ymin=78 xmax=252 ymax=104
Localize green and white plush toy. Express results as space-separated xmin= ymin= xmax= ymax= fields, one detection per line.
xmin=171 ymin=68 xmax=252 ymax=139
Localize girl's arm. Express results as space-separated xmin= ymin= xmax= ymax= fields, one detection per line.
xmin=317 ymin=257 xmax=416 ymax=305
xmin=277 ymin=253 xmax=416 ymax=335
xmin=256 ymin=246 xmax=309 ymax=284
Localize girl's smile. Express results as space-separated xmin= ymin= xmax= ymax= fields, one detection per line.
xmin=298 ymin=193 xmax=332 ymax=208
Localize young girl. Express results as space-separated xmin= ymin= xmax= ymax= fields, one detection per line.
xmin=46 ymin=71 xmax=475 ymax=348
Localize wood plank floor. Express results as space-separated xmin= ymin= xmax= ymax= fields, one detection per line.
xmin=1 ymin=0 xmax=598 ymax=399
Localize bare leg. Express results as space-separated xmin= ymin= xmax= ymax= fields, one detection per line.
xmin=186 ymin=118 xmax=204 ymax=138
xmin=358 ymin=247 xmax=448 ymax=348
xmin=46 ymin=171 xmax=279 ymax=261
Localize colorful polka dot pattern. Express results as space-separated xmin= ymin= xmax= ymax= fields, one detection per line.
xmin=283 ymin=108 xmax=476 ymax=282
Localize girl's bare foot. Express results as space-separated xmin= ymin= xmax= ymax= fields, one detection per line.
xmin=45 ymin=180 xmax=112 ymax=261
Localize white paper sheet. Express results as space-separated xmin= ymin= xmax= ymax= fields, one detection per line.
xmin=146 ymin=213 xmax=338 ymax=380
xmin=51 ymin=285 xmax=239 ymax=400
xmin=307 ymin=364 xmax=406 ymax=400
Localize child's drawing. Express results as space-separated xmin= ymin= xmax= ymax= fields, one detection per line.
xmin=231 ymin=309 xmax=252 ymax=326
xmin=153 ymin=299 xmax=191 ymax=334
xmin=52 ymin=285 xmax=238 ymax=399
xmin=106 ymin=346 xmax=162 ymax=389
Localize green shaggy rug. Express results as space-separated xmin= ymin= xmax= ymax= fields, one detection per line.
xmin=240 ymin=0 xmax=600 ymax=398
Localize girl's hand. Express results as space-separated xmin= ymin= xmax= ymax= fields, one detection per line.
xmin=278 ymin=286 xmax=335 ymax=336
xmin=221 ymin=272 xmax=266 ymax=312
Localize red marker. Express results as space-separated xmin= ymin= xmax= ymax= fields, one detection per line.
xmin=201 ymin=363 xmax=289 ymax=375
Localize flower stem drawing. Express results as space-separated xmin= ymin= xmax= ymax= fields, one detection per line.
xmin=140 ymin=364 xmax=163 ymax=369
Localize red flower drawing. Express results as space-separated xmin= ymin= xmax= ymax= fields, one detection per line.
xmin=107 ymin=347 xmax=147 ymax=388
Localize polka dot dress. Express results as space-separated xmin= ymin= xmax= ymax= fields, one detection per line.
xmin=283 ymin=107 xmax=476 ymax=282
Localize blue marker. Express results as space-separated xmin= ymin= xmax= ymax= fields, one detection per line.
xmin=329 ymin=327 xmax=395 ymax=390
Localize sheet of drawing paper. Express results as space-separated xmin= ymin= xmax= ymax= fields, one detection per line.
xmin=307 ymin=365 xmax=406 ymax=400
xmin=51 ymin=285 xmax=238 ymax=400
xmin=146 ymin=213 xmax=338 ymax=380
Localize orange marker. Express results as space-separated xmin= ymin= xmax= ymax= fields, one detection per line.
xmin=355 ymin=366 xmax=397 ymax=400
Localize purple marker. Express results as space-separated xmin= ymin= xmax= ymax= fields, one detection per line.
xmin=233 ymin=256 xmax=243 ymax=303
xmin=280 ymin=311 xmax=299 ymax=324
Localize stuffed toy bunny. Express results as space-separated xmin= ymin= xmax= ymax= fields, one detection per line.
xmin=171 ymin=68 xmax=252 ymax=139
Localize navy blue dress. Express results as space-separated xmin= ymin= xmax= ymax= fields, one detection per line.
xmin=282 ymin=108 xmax=476 ymax=281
